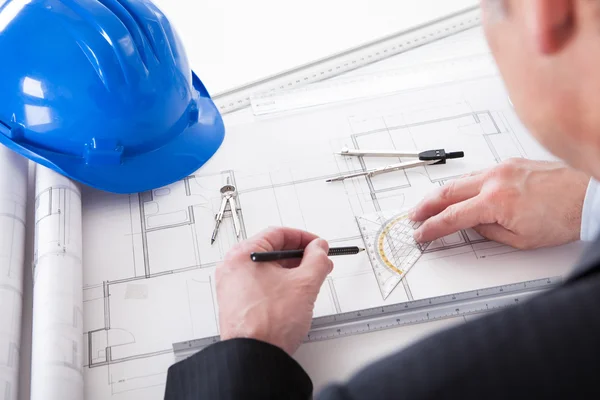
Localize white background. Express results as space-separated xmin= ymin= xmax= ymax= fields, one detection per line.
xmin=153 ymin=0 xmax=478 ymax=94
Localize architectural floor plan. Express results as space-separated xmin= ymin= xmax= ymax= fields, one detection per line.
xmin=80 ymin=74 xmax=584 ymax=399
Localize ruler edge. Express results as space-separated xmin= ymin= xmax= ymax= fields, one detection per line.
xmin=309 ymin=276 xmax=560 ymax=328
xmin=212 ymin=5 xmax=481 ymax=102
xmin=249 ymin=55 xmax=498 ymax=115
xmin=172 ymin=276 xmax=561 ymax=355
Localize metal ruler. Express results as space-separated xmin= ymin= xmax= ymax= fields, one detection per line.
xmin=212 ymin=6 xmax=482 ymax=114
xmin=250 ymin=55 xmax=497 ymax=116
xmin=173 ymin=276 xmax=561 ymax=361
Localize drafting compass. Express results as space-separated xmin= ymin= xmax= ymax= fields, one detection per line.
xmin=211 ymin=177 xmax=241 ymax=244
xmin=327 ymin=147 xmax=464 ymax=182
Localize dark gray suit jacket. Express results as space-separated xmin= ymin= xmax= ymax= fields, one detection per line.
xmin=164 ymin=237 xmax=600 ymax=399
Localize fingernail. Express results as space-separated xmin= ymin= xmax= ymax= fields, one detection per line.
xmin=314 ymin=238 xmax=329 ymax=252
xmin=407 ymin=209 xmax=415 ymax=220
xmin=413 ymin=230 xmax=422 ymax=243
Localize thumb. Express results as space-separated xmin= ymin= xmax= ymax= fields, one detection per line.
xmin=296 ymin=238 xmax=333 ymax=286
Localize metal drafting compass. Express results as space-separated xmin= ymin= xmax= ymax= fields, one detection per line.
xmin=211 ymin=177 xmax=241 ymax=244
xmin=327 ymin=147 xmax=465 ymax=182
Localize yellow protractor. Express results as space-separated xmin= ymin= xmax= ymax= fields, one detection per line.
xmin=376 ymin=212 xmax=421 ymax=275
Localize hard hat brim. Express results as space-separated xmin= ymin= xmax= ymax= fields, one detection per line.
xmin=0 ymin=96 xmax=225 ymax=194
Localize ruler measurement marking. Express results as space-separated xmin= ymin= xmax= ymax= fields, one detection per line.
xmin=248 ymin=54 xmax=497 ymax=116
xmin=173 ymin=277 xmax=561 ymax=360
xmin=213 ymin=7 xmax=481 ymax=114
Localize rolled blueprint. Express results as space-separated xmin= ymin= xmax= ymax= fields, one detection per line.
xmin=0 ymin=145 xmax=28 ymax=400
xmin=30 ymin=166 xmax=83 ymax=400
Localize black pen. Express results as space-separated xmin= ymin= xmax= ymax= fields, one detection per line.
xmin=250 ymin=246 xmax=365 ymax=262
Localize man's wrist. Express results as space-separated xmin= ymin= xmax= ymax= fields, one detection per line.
xmin=220 ymin=320 xmax=296 ymax=356
xmin=220 ymin=331 xmax=296 ymax=356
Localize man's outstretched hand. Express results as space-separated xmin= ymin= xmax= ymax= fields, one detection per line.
xmin=410 ymin=158 xmax=589 ymax=250
xmin=216 ymin=227 xmax=333 ymax=356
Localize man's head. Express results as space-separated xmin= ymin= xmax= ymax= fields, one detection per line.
xmin=481 ymin=0 xmax=600 ymax=178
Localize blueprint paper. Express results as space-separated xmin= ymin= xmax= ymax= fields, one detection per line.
xmin=0 ymin=145 xmax=28 ymax=400
xmin=79 ymin=73 xmax=584 ymax=398
xmin=30 ymin=167 xmax=83 ymax=400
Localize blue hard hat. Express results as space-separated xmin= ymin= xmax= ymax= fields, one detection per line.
xmin=0 ymin=0 xmax=225 ymax=194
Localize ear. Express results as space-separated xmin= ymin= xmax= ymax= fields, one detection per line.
xmin=526 ymin=0 xmax=575 ymax=54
